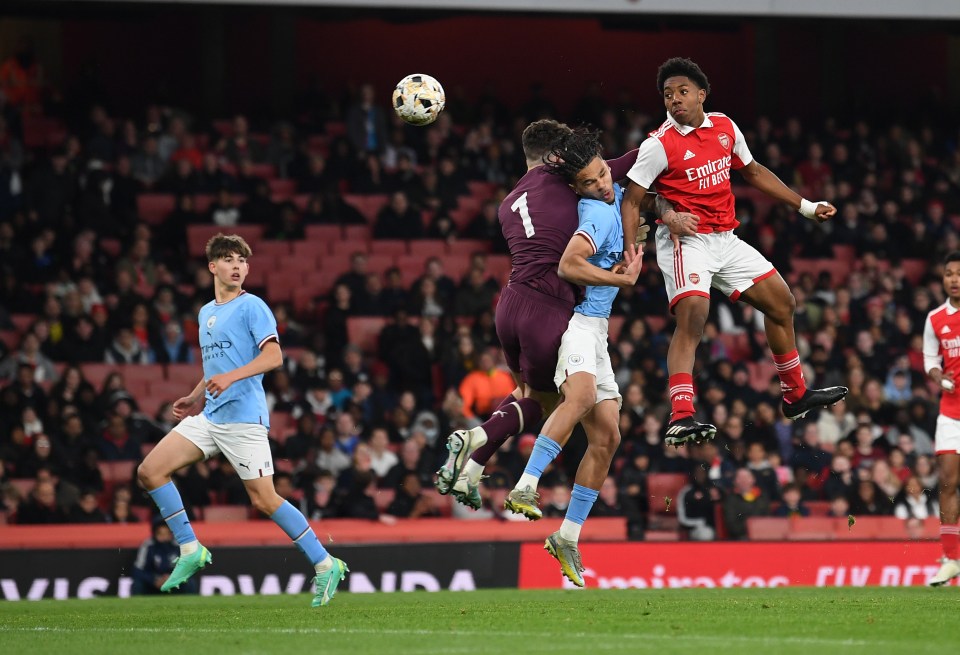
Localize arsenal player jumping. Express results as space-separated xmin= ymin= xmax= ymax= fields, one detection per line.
xmin=621 ymin=57 xmax=847 ymax=446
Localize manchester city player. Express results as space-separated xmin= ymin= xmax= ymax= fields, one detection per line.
xmin=504 ymin=129 xmax=643 ymax=586
xmin=136 ymin=234 xmax=348 ymax=607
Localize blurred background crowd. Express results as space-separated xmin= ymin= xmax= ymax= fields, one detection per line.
xmin=1 ymin=30 xmax=959 ymax=540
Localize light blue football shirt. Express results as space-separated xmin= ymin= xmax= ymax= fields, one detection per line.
xmin=573 ymin=183 xmax=625 ymax=319
xmin=197 ymin=291 xmax=277 ymax=427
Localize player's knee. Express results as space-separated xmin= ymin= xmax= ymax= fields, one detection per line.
xmin=136 ymin=461 xmax=159 ymax=490
xmin=250 ymin=489 xmax=283 ymax=516
xmin=773 ymin=291 xmax=797 ymax=323
xmin=592 ymin=428 xmax=620 ymax=457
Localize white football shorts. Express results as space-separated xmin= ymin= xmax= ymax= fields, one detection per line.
xmin=174 ymin=413 xmax=274 ymax=480
xmin=935 ymin=414 xmax=960 ymax=454
xmin=554 ymin=313 xmax=622 ymax=408
xmin=655 ymin=226 xmax=777 ymax=312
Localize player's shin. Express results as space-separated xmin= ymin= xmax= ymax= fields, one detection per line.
xmin=516 ymin=435 xmax=562 ymax=490
xmin=271 ymin=500 xmax=331 ymax=570
xmin=559 ymin=484 xmax=600 ymax=543
xmin=469 ymin=397 xmax=543 ymax=481
xmin=147 ymin=481 xmax=198 ymax=554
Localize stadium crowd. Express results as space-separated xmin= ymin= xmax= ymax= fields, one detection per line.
xmin=1 ymin=66 xmax=959 ymax=540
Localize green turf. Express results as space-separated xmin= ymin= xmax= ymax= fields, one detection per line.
xmin=0 ymin=588 xmax=954 ymax=655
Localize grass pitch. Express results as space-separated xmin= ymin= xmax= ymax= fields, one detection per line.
xmin=1 ymin=588 xmax=953 ymax=655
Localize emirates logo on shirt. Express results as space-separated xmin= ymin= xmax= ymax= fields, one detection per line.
xmin=718 ymin=133 xmax=730 ymax=149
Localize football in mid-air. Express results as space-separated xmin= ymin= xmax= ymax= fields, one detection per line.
xmin=392 ymin=74 xmax=445 ymax=126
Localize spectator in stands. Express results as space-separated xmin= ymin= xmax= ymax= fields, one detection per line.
xmin=0 ymin=332 xmax=57 ymax=384
xmin=822 ymin=454 xmax=855 ymax=501
xmin=383 ymin=439 xmax=425 ymax=489
xmin=772 ymin=483 xmax=810 ymax=518
xmin=678 ymin=465 xmax=719 ymax=541
xmin=105 ymin=327 xmax=151 ymax=365
xmin=152 ymin=320 xmax=192 ymax=364
xmin=240 ymin=179 xmax=280 ymax=224
xmin=850 ymin=422 xmax=887 ymax=470
xmin=380 ymin=267 xmax=410 ymax=315
xmin=264 ymin=203 xmax=304 ymax=241
xmin=374 ymin=191 xmax=423 ymax=239
xmin=893 ymin=474 xmax=938 ymax=520
xmin=96 ymin=412 xmax=142 ymax=461
xmin=745 ymin=443 xmax=781 ymax=501
xmin=220 ymin=114 xmax=265 ymax=164
xmin=848 ymin=479 xmax=894 ymax=516
xmin=67 ymin=488 xmax=108 ymax=523
xmin=303 ymin=469 xmax=339 ymax=520
xmin=315 ymin=426 xmax=351 ymax=478
xmin=367 ymin=426 xmax=397 ymax=480
xmin=722 ymin=468 xmax=771 ymax=540
xmin=297 ymin=155 xmax=338 ymax=197
xmin=131 ymin=135 xmax=165 ymax=188
xmin=131 ymin=521 xmax=190 ymax=594
xmin=207 ymin=187 xmax=241 ymax=226
xmin=346 ymin=83 xmax=388 ymax=154
xmin=12 ymin=363 xmax=49 ymax=412
xmin=18 ymin=433 xmax=61 ymax=479
xmin=453 ymin=267 xmax=496 ymax=317
xmin=789 ymin=423 xmax=832 ymax=475
xmin=16 ymin=478 xmax=67 ymax=524
xmin=386 ymin=471 xmax=438 ymax=519
xmin=457 ymin=349 xmax=513 ymax=421
xmin=267 ymin=122 xmax=297 ymax=178
xmin=334 ymin=252 xmax=369 ymax=304
xmin=197 ymin=152 xmax=235 ymax=193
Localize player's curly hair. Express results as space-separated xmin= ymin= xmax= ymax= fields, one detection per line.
xmin=521 ymin=119 xmax=573 ymax=163
xmin=542 ymin=127 xmax=603 ymax=183
xmin=206 ymin=233 xmax=252 ymax=262
xmin=657 ymin=57 xmax=711 ymax=95
xmin=943 ymin=251 xmax=960 ymax=266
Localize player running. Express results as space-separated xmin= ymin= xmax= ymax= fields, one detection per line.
xmin=504 ymin=128 xmax=642 ymax=586
xmin=621 ymin=57 xmax=848 ymax=446
xmin=435 ymin=120 xmax=643 ymax=508
xmin=136 ymin=234 xmax=348 ymax=607
xmin=924 ymin=252 xmax=960 ymax=586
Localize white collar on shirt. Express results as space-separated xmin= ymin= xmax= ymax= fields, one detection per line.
xmin=666 ymin=111 xmax=713 ymax=136
xmin=944 ymin=301 xmax=960 ymax=314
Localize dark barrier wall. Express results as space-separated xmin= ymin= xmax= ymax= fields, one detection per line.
xmin=0 ymin=542 xmax=520 ymax=601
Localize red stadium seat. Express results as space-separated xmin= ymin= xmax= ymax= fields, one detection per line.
xmin=747 ymin=517 xmax=790 ymax=541
xmin=900 ymin=259 xmax=928 ymax=285
xmin=607 ymin=316 xmax=625 ymax=342
xmin=786 ymin=517 xmax=837 ymax=541
xmin=342 ymin=225 xmax=371 ymax=242
xmin=266 ymin=272 xmax=295 ymax=303
xmin=304 ymin=225 xmax=344 ymax=243
xmin=347 ymin=317 xmax=388 ymax=353
xmin=0 ymin=331 xmax=18 ymax=350
xmin=446 ymin=239 xmax=491 ymax=256
xmin=645 ymin=315 xmax=669 ymax=334
xmin=10 ymin=314 xmax=35 ymax=334
xmin=136 ymin=194 xmax=176 ymax=224
xmin=373 ymin=488 xmax=397 ymax=511
xmin=647 ymin=473 xmax=688 ymax=531
xmin=202 ymin=505 xmax=251 ymax=522
xmin=324 ymin=121 xmax=347 ymax=138
xmin=249 ymin=163 xmax=276 ymax=180
xmin=467 ymin=181 xmax=497 ymax=200
xmin=342 ymin=194 xmax=389 ymax=223
xmin=255 ymin=240 xmax=294 ymax=259
xmin=165 ymin=364 xmax=200 ymax=386
xmin=277 ymin=253 xmax=319 ymax=275
xmin=485 ymin=255 xmax=512 ymax=285
xmin=365 ymin=254 xmax=397 ymax=275
xmin=408 ymin=240 xmax=447 ymax=258
xmin=369 ymin=240 xmax=409 ymax=256
xmin=97 ymin=461 xmax=136 ymax=484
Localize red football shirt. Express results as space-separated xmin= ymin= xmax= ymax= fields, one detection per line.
xmin=627 ymin=112 xmax=753 ymax=233
xmin=923 ymin=301 xmax=960 ymax=420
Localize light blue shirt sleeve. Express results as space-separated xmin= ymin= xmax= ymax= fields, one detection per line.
xmin=247 ymin=297 xmax=279 ymax=348
xmin=575 ymin=200 xmax=617 ymax=255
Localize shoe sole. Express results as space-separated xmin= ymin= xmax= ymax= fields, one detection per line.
xmin=784 ymin=398 xmax=846 ymax=421
xmin=664 ymin=425 xmax=718 ymax=447
xmin=435 ymin=431 xmax=469 ymax=495
xmin=451 ymin=489 xmax=481 ymax=510
xmin=544 ymin=538 xmax=584 ymax=587
xmin=504 ymin=497 xmax=541 ymax=521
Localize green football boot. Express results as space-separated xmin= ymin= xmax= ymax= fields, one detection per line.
xmin=312 ymin=558 xmax=349 ymax=607
xmin=161 ymin=543 xmax=212 ymax=592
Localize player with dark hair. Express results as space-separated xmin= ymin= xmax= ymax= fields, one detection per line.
xmin=621 ymin=57 xmax=848 ymax=445
xmin=435 ymin=120 xmax=646 ymax=507
xmin=136 ymin=233 xmax=348 ymax=607
xmin=924 ymin=251 xmax=960 ymax=586
xmin=503 ymin=128 xmax=642 ymax=586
